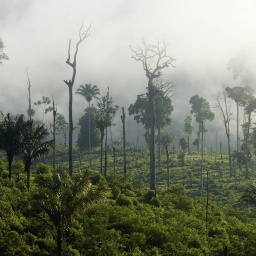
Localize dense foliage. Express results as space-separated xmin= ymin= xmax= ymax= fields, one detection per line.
xmin=0 ymin=147 xmax=256 ymax=255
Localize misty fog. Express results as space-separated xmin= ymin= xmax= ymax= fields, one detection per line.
xmin=1 ymin=0 xmax=256 ymax=151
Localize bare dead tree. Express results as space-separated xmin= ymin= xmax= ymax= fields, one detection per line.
xmin=130 ymin=39 xmax=175 ymax=190
xmin=214 ymin=87 xmax=233 ymax=175
xmin=64 ymin=21 xmax=92 ymax=175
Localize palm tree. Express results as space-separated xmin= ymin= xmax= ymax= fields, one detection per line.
xmin=20 ymin=120 xmax=52 ymax=190
xmin=76 ymin=84 xmax=100 ymax=165
xmin=32 ymin=170 xmax=105 ymax=256
xmin=0 ymin=113 xmax=25 ymax=179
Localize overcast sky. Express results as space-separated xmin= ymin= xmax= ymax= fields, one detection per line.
xmin=1 ymin=0 xmax=256 ymax=145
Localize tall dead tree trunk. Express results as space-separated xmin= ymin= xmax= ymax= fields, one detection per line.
xmin=64 ymin=21 xmax=92 ymax=176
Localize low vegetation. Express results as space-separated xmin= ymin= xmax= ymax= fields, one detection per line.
xmin=0 ymin=146 xmax=256 ymax=255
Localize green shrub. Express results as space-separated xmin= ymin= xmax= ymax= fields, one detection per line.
xmin=116 ymin=194 xmax=133 ymax=206
xmin=150 ymin=197 xmax=161 ymax=207
xmin=35 ymin=163 xmax=52 ymax=175
xmin=143 ymin=190 xmax=155 ymax=204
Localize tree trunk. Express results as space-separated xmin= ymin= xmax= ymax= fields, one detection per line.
xmin=122 ymin=107 xmax=127 ymax=175
xmin=148 ymin=81 xmax=156 ymax=191
xmin=53 ymin=101 xmax=57 ymax=170
xmin=7 ymin=153 xmax=13 ymax=180
xmin=245 ymin=113 xmax=251 ymax=179
xmin=100 ymin=131 xmax=104 ymax=175
xmin=227 ymin=133 xmax=232 ymax=175
xmin=104 ymin=126 xmax=108 ymax=176
xmin=187 ymin=134 xmax=190 ymax=154
xmin=200 ymin=121 xmax=204 ymax=188
xmin=113 ymin=147 xmax=116 ymax=173
xmin=68 ymin=85 xmax=73 ymax=176
xmin=166 ymin=146 xmax=170 ymax=188
xmin=157 ymin=125 xmax=161 ymax=168
xmin=88 ymin=102 xmax=92 ymax=166
xmin=25 ymin=158 xmax=32 ymax=190
xmin=206 ymin=168 xmax=209 ymax=231
xmin=57 ymin=227 xmax=63 ymax=256
xmin=237 ymin=101 xmax=239 ymax=152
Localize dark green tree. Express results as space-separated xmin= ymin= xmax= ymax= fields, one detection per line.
xmin=129 ymin=87 xmax=173 ymax=169
xmin=77 ymin=106 xmax=100 ymax=150
xmin=20 ymin=120 xmax=53 ymax=190
xmin=130 ymin=40 xmax=175 ymax=191
xmin=76 ymin=84 xmax=100 ymax=164
xmin=0 ymin=113 xmax=25 ymax=179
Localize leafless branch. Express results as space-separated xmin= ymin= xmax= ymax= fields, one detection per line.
xmin=130 ymin=39 xmax=175 ymax=80
xmin=154 ymin=77 xmax=174 ymax=97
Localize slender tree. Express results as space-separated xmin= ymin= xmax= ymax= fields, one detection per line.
xmin=64 ymin=21 xmax=92 ymax=176
xmin=214 ymin=88 xmax=233 ymax=175
xmin=76 ymin=84 xmax=100 ymax=165
xmin=96 ymin=89 xmax=118 ymax=176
